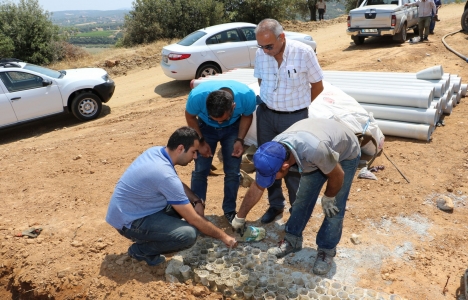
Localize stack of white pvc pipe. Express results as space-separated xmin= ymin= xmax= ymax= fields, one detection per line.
xmin=323 ymin=66 xmax=465 ymax=141
xmin=190 ymin=66 xmax=466 ymax=141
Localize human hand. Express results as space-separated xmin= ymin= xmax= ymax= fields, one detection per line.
xmin=231 ymin=141 xmax=244 ymax=157
xmin=223 ymin=235 xmax=238 ymax=249
xmin=198 ymin=141 xmax=212 ymax=158
xmin=231 ymin=214 xmax=245 ymax=230
xmin=194 ymin=201 xmax=205 ymax=217
xmin=321 ymin=195 xmax=340 ymax=218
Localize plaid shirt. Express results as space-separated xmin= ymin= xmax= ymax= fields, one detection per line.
xmin=254 ymin=39 xmax=324 ymax=112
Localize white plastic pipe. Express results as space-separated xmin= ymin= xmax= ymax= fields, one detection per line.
xmin=360 ymin=103 xmax=437 ymax=126
xmin=324 ymin=71 xmax=450 ymax=87
xmin=461 ymin=84 xmax=467 ymax=97
xmin=451 ymin=95 xmax=458 ymax=107
xmin=416 ymin=66 xmax=444 ymax=79
xmin=190 ymin=77 xmax=258 ymax=89
xmin=328 ymin=86 xmax=433 ymax=108
xmin=375 ymin=119 xmax=432 ymax=141
xmin=324 ymin=76 xmax=445 ymax=97
xmin=431 ymin=100 xmax=440 ymax=114
xmin=443 ymin=100 xmax=453 ymax=115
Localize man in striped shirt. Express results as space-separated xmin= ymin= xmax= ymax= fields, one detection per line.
xmin=253 ymin=18 xmax=324 ymax=224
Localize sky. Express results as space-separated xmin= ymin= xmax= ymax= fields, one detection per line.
xmin=30 ymin=0 xmax=133 ymax=12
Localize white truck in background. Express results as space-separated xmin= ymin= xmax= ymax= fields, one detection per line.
xmin=347 ymin=0 xmax=419 ymax=45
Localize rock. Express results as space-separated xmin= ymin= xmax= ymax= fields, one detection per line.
xmin=71 ymin=240 xmax=82 ymax=247
xmin=73 ymin=155 xmax=82 ymax=160
xmin=436 ymin=196 xmax=454 ymax=212
xmin=57 ymin=268 xmax=71 ymax=278
xmin=351 ymin=233 xmax=361 ymax=245
xmin=191 ymin=286 xmax=208 ymax=297
xmin=95 ymin=242 xmax=107 ymax=250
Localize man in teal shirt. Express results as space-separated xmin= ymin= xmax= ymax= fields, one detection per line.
xmin=185 ymin=80 xmax=256 ymax=223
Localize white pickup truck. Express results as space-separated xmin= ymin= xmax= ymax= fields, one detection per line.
xmin=347 ymin=0 xmax=419 ymax=45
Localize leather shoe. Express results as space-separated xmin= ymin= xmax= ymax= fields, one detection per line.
xmin=261 ymin=207 xmax=284 ymax=224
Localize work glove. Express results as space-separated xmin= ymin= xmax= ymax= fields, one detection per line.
xmin=231 ymin=215 xmax=246 ymax=236
xmin=321 ymin=195 xmax=340 ymax=218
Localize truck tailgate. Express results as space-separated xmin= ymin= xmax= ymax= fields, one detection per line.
xmin=350 ymin=5 xmax=397 ymax=27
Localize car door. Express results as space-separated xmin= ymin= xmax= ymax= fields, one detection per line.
xmin=0 ymin=83 xmax=18 ymax=127
xmin=0 ymin=71 xmax=63 ymax=122
xmin=239 ymin=27 xmax=258 ymax=67
xmin=206 ymin=29 xmax=250 ymax=69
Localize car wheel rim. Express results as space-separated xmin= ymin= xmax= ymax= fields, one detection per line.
xmin=79 ymin=98 xmax=97 ymax=116
xmin=200 ymin=67 xmax=217 ymax=77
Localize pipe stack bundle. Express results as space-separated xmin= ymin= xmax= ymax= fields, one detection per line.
xmin=323 ymin=66 xmax=466 ymax=141
xmin=190 ymin=66 xmax=467 ymax=141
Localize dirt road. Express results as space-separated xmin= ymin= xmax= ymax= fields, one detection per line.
xmin=1 ymin=3 xmax=468 ymax=299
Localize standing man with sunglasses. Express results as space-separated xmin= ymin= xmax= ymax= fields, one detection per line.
xmin=253 ymin=18 xmax=324 ymax=224
xmin=185 ymin=80 xmax=256 ymax=224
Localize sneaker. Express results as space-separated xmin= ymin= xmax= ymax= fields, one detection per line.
xmin=423 ymin=36 xmax=428 ymax=41
xmin=224 ymin=211 xmax=237 ymax=224
xmin=128 ymin=247 xmax=166 ymax=266
xmin=260 ymin=207 xmax=284 ymax=224
xmin=313 ymin=250 xmax=334 ymax=275
xmin=267 ymin=239 xmax=302 ymax=258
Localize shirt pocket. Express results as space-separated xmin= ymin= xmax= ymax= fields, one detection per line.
xmin=285 ymin=65 xmax=301 ymax=89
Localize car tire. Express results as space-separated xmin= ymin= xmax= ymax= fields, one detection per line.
xmin=196 ymin=63 xmax=221 ymax=79
xmin=71 ymin=91 xmax=102 ymax=121
xmin=462 ymin=9 xmax=468 ymax=32
xmin=352 ymin=36 xmax=365 ymax=45
xmin=393 ymin=23 xmax=407 ymax=43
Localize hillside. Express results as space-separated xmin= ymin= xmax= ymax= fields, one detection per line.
xmin=1 ymin=3 xmax=468 ymax=300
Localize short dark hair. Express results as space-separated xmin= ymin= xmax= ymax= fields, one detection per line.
xmin=167 ymin=126 xmax=199 ymax=152
xmin=206 ymin=89 xmax=233 ymax=118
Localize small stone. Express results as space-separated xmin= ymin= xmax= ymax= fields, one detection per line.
xmin=57 ymin=268 xmax=71 ymax=278
xmin=71 ymin=241 xmax=83 ymax=247
xmin=393 ymin=180 xmax=400 ymax=184
xmin=95 ymin=242 xmax=107 ymax=250
xmin=350 ymin=233 xmax=361 ymax=245
xmin=73 ymin=155 xmax=82 ymax=160
xmin=436 ymin=196 xmax=454 ymax=212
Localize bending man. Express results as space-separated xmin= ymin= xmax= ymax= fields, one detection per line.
xmin=185 ymin=80 xmax=256 ymax=223
xmin=232 ymin=119 xmax=360 ymax=275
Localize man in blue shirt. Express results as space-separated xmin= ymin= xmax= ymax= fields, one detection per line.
xmin=185 ymin=80 xmax=256 ymax=224
xmin=106 ymin=127 xmax=237 ymax=266
xmin=429 ymin=0 xmax=442 ymax=34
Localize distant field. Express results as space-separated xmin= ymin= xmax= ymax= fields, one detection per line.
xmin=76 ymin=30 xmax=115 ymax=37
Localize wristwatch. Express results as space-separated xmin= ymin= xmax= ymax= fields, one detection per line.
xmin=235 ymin=138 xmax=245 ymax=146
xmin=192 ymin=198 xmax=205 ymax=208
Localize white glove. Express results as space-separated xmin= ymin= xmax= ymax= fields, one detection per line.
xmin=231 ymin=215 xmax=245 ymax=230
xmin=321 ymin=195 xmax=340 ymax=218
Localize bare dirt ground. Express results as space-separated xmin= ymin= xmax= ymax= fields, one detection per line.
xmin=1 ymin=3 xmax=468 ymax=300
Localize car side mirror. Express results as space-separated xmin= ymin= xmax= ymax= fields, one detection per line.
xmin=42 ymin=79 xmax=52 ymax=86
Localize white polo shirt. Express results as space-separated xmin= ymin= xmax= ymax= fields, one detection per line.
xmin=254 ymin=39 xmax=324 ymax=112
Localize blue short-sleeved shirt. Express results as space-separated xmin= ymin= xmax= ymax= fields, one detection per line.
xmin=185 ymin=80 xmax=256 ymax=128
xmin=105 ymin=146 xmax=190 ymax=230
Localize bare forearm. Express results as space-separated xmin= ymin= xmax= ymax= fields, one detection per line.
xmin=311 ymin=80 xmax=324 ymax=102
xmin=324 ymin=164 xmax=344 ymax=197
xmin=189 ymin=215 xmax=230 ymax=241
xmin=185 ymin=111 xmax=202 ymax=137
xmin=237 ymin=115 xmax=253 ymax=139
xmin=237 ymin=182 xmax=265 ymax=218
xmin=183 ymin=182 xmax=200 ymax=203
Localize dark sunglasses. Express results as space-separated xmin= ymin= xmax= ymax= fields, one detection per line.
xmin=257 ymin=44 xmax=275 ymax=50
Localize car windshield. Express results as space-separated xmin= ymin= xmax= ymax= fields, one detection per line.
xmin=23 ymin=64 xmax=62 ymax=79
xmin=178 ymin=31 xmax=207 ymax=46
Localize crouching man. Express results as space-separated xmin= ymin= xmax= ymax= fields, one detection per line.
xmin=106 ymin=127 xmax=237 ymax=266
xmin=232 ymin=119 xmax=360 ymax=275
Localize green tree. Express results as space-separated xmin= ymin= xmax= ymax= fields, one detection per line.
xmin=122 ymin=0 xmax=227 ymax=46
xmin=0 ymin=0 xmax=61 ymax=64
xmin=221 ymin=0 xmax=299 ymax=23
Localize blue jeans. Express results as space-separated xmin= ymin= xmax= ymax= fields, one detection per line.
xmin=118 ymin=205 xmax=198 ymax=256
xmin=191 ymin=118 xmax=241 ymax=214
xmin=256 ymin=102 xmax=308 ymax=209
xmin=284 ymin=154 xmax=361 ymax=252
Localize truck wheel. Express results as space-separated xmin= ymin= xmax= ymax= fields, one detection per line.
xmin=393 ymin=23 xmax=407 ymax=43
xmin=352 ymin=36 xmax=365 ymax=45
xmin=71 ymin=92 xmax=102 ymax=121
xmin=413 ymin=25 xmax=419 ymax=35
xmin=462 ymin=9 xmax=468 ymax=32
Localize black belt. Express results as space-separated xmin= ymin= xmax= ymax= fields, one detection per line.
xmin=266 ymin=106 xmax=308 ymax=114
